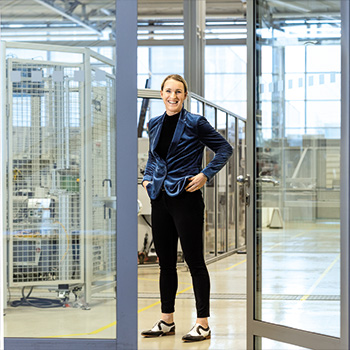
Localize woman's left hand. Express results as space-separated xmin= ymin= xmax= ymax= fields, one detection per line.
xmin=185 ymin=173 xmax=207 ymax=192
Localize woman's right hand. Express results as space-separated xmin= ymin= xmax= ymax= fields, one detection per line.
xmin=142 ymin=181 xmax=150 ymax=190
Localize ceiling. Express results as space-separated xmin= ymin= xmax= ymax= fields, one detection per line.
xmin=0 ymin=0 xmax=341 ymax=41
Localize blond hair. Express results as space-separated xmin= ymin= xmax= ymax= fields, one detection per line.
xmin=161 ymin=74 xmax=188 ymax=93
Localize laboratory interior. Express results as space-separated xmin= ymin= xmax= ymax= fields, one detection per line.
xmin=0 ymin=1 xmax=349 ymax=350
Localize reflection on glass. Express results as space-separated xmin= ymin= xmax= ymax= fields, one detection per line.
xmin=227 ymin=116 xmax=236 ymax=251
xmin=259 ymin=337 xmax=311 ymax=350
xmin=217 ymin=111 xmax=227 ymax=254
xmin=237 ymin=120 xmax=246 ymax=247
xmin=255 ymin=0 xmax=341 ymax=337
xmin=204 ymin=105 xmax=216 ymax=259
xmin=2 ymin=9 xmax=117 ymax=338
xmin=137 ymin=98 xmax=164 ymax=138
xmin=137 ymin=97 xmax=166 ymax=265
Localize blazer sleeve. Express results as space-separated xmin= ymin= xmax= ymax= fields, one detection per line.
xmin=142 ymin=121 xmax=156 ymax=184
xmin=197 ymin=116 xmax=233 ymax=181
xmin=142 ymin=148 xmax=156 ymax=184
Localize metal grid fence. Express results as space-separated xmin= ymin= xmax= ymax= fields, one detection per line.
xmin=8 ymin=59 xmax=84 ymax=286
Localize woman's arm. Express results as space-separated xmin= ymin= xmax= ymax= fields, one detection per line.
xmin=197 ymin=116 xmax=233 ymax=181
xmin=142 ymin=120 xmax=156 ymax=190
xmin=142 ymin=150 xmax=156 ymax=189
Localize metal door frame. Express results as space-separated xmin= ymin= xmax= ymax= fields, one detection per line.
xmin=0 ymin=0 xmax=138 ymax=349
xmin=246 ymin=0 xmax=349 ymax=349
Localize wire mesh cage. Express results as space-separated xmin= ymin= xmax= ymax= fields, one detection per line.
xmin=90 ymin=67 xmax=116 ymax=288
xmin=3 ymin=44 xmax=116 ymax=302
xmin=8 ymin=59 xmax=84 ymax=286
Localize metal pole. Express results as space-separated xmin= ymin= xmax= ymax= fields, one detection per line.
xmin=0 ymin=41 xmax=6 ymax=350
xmin=184 ymin=0 xmax=205 ymax=96
xmin=115 ymin=0 xmax=138 ymax=349
xmin=246 ymin=0 xmax=257 ymax=348
xmin=340 ymin=1 xmax=350 ymax=348
xmin=84 ymin=49 xmax=93 ymax=304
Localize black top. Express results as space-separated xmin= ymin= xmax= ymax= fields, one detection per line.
xmin=155 ymin=112 xmax=180 ymax=160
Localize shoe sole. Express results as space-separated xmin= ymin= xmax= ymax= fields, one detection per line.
xmin=182 ymin=335 xmax=211 ymax=342
xmin=142 ymin=331 xmax=175 ymax=338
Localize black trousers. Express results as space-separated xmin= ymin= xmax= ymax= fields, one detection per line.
xmin=151 ymin=189 xmax=210 ymax=318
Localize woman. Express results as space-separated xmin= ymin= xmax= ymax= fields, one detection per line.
xmin=141 ymin=74 xmax=233 ymax=342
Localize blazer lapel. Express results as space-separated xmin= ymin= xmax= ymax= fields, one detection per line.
xmin=166 ymin=108 xmax=186 ymax=159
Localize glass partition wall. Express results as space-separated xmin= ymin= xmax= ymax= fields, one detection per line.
xmin=255 ymin=2 xmax=341 ymax=336
xmin=0 ymin=0 xmax=136 ymax=348
xmin=247 ymin=0 xmax=346 ymax=348
xmin=1 ymin=41 xmax=117 ymax=341
xmin=189 ymin=93 xmax=246 ymax=260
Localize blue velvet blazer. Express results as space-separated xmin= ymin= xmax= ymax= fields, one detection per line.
xmin=142 ymin=108 xmax=233 ymax=200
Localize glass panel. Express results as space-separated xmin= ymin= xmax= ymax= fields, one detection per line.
xmin=255 ymin=0 xmax=341 ymax=338
xmin=190 ymin=98 xmax=204 ymax=115
xmin=204 ymin=105 xmax=216 ymax=259
xmin=137 ymin=98 xmax=164 ymax=138
xmin=149 ymin=47 xmax=184 ymax=90
xmin=237 ymin=120 xmax=246 ymax=247
xmin=217 ymin=110 xmax=227 ymax=254
xmin=228 ymin=116 xmax=236 ymax=251
xmin=205 ymin=46 xmax=247 ymax=118
xmin=2 ymin=1 xmax=117 ymax=340
xmin=137 ymin=97 xmax=166 ymax=265
xmin=258 ymin=337 xmax=310 ymax=350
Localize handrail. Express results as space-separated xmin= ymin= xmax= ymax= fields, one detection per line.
xmin=188 ymin=91 xmax=246 ymax=122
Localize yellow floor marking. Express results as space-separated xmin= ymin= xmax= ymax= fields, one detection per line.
xmin=42 ymin=333 xmax=91 ymax=338
xmin=137 ymin=300 xmax=161 ymax=313
xmin=300 ymin=254 xmax=340 ymax=302
xmin=138 ymin=284 xmax=193 ymax=313
xmin=225 ymin=259 xmax=247 ymax=271
xmin=43 ymin=285 xmax=194 ymax=338
xmin=174 ymin=285 xmax=193 ymax=296
xmin=43 ymin=229 xmax=326 ymax=338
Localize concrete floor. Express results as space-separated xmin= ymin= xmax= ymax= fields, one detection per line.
xmin=3 ymin=222 xmax=341 ymax=350
xmin=138 ymin=253 xmax=247 ymax=350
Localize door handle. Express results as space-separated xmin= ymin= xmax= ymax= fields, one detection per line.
xmin=237 ymin=174 xmax=251 ymax=187
xmin=257 ymin=176 xmax=279 ymax=186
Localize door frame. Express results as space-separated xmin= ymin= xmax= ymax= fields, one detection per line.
xmin=1 ymin=0 xmax=138 ymax=349
xmin=246 ymin=0 xmax=349 ymax=349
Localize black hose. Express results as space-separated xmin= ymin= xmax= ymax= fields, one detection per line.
xmin=10 ymin=286 xmax=64 ymax=308
xmin=141 ymin=214 xmax=152 ymax=227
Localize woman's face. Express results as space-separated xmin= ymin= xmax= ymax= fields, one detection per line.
xmin=160 ymin=79 xmax=188 ymax=116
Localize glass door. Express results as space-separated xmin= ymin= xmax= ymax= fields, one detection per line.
xmin=247 ymin=0 xmax=348 ymax=349
xmin=1 ymin=1 xmax=138 ymax=349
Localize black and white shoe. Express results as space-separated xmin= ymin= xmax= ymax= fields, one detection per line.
xmin=182 ymin=323 xmax=211 ymax=342
xmin=141 ymin=320 xmax=175 ymax=337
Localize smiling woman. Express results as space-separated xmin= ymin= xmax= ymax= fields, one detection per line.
xmin=141 ymin=74 xmax=233 ymax=342
xmin=160 ymin=74 xmax=188 ymax=116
